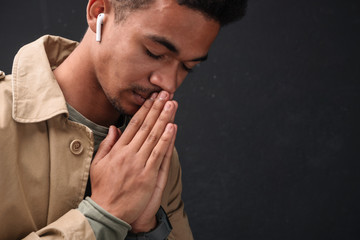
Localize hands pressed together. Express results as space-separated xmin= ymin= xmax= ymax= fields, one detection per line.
xmin=90 ymin=91 xmax=178 ymax=233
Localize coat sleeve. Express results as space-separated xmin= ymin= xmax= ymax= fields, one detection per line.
xmin=21 ymin=198 xmax=132 ymax=240
xmin=162 ymin=148 xmax=194 ymax=240
xmin=22 ymin=210 xmax=96 ymax=240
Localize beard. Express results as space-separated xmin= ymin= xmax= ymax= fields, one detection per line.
xmin=106 ymin=86 xmax=160 ymax=116
xmin=107 ymin=95 xmax=129 ymax=116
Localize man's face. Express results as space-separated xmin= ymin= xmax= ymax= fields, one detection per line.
xmin=93 ymin=0 xmax=220 ymax=115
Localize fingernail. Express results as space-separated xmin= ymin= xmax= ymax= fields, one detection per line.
xmin=159 ymin=91 xmax=168 ymax=100
xmin=165 ymin=101 xmax=172 ymax=110
xmin=107 ymin=125 xmax=115 ymax=135
xmin=173 ymin=100 xmax=178 ymax=110
xmin=150 ymin=92 xmax=158 ymax=100
xmin=166 ymin=123 xmax=173 ymax=132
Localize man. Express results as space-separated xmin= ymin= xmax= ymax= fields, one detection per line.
xmin=0 ymin=0 xmax=246 ymax=239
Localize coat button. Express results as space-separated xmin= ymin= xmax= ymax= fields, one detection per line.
xmin=0 ymin=71 xmax=5 ymax=80
xmin=70 ymin=139 xmax=83 ymax=155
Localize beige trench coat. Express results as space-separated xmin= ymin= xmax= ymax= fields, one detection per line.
xmin=0 ymin=35 xmax=193 ymax=240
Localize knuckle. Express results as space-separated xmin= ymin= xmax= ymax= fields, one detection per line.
xmin=128 ymin=117 xmax=141 ymax=127
xmin=97 ymin=141 xmax=112 ymax=153
xmin=160 ymin=132 xmax=172 ymax=142
xmin=138 ymin=173 xmax=148 ymax=182
xmin=146 ymin=132 xmax=159 ymax=144
xmin=151 ymin=149 xmax=161 ymax=159
xmin=140 ymin=123 xmax=151 ymax=132
xmin=108 ymin=151 xmax=120 ymax=162
xmin=98 ymin=139 xmax=108 ymax=149
xmin=158 ymin=113 xmax=169 ymax=123
xmin=140 ymin=177 xmax=153 ymax=189
xmin=142 ymin=99 xmax=153 ymax=109
xmin=152 ymin=101 xmax=164 ymax=111
xmin=135 ymin=172 xmax=147 ymax=183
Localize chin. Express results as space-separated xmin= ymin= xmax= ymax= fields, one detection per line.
xmin=114 ymin=102 xmax=140 ymax=116
xmin=128 ymin=106 xmax=141 ymax=116
xmin=108 ymin=95 xmax=141 ymax=116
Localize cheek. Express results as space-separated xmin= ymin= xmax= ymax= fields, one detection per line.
xmin=96 ymin=49 xmax=117 ymax=79
xmin=119 ymin=57 xmax=159 ymax=83
xmin=97 ymin=44 xmax=160 ymax=87
xmin=115 ymin=61 xmax=152 ymax=85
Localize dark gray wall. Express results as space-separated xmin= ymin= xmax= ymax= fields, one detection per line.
xmin=1 ymin=1 xmax=359 ymax=239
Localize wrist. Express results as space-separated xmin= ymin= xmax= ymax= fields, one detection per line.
xmin=126 ymin=207 xmax=172 ymax=240
xmin=131 ymin=216 xmax=157 ymax=233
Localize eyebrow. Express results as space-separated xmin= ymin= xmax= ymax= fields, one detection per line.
xmin=146 ymin=35 xmax=209 ymax=62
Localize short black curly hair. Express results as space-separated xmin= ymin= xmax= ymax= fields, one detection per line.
xmin=111 ymin=0 xmax=247 ymax=26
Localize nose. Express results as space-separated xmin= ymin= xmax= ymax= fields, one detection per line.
xmin=149 ymin=62 xmax=182 ymax=94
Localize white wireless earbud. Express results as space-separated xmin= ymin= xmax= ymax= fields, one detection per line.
xmin=96 ymin=13 xmax=105 ymax=42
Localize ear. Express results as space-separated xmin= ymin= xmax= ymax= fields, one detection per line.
xmin=87 ymin=0 xmax=110 ymax=34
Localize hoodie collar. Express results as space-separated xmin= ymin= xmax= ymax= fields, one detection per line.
xmin=11 ymin=35 xmax=78 ymax=123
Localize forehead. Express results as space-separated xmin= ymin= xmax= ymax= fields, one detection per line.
xmin=118 ymin=0 xmax=220 ymax=58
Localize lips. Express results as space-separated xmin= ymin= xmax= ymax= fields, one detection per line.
xmin=132 ymin=91 xmax=147 ymax=105
xmin=135 ymin=91 xmax=150 ymax=100
xmin=132 ymin=85 xmax=161 ymax=106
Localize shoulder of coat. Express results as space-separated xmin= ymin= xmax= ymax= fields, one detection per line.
xmin=0 ymin=70 xmax=5 ymax=80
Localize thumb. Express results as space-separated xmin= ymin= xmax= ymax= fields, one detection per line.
xmin=92 ymin=125 xmax=121 ymax=165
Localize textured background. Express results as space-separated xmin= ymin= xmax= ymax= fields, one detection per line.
xmin=1 ymin=0 xmax=360 ymax=239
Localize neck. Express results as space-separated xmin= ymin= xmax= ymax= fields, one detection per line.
xmin=54 ymin=29 xmax=121 ymax=127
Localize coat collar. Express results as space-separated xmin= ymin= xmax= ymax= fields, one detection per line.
xmin=11 ymin=35 xmax=78 ymax=123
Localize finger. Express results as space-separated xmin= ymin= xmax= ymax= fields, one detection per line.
xmin=144 ymin=123 xmax=176 ymax=171
xmin=117 ymin=128 xmax=122 ymax=136
xmin=169 ymin=100 xmax=178 ymax=123
xmin=92 ymin=125 xmax=121 ymax=165
xmin=117 ymin=92 xmax=158 ymax=146
xmin=156 ymin=124 xmax=177 ymax=190
xmin=137 ymin=100 xmax=176 ymax=158
xmin=129 ymin=91 xmax=171 ymax=151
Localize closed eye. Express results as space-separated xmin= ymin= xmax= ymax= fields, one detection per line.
xmin=147 ymin=48 xmax=194 ymax=73
xmin=182 ymin=64 xmax=193 ymax=73
xmin=146 ymin=49 xmax=164 ymax=60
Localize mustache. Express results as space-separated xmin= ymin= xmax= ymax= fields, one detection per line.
xmin=131 ymin=84 xmax=161 ymax=99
